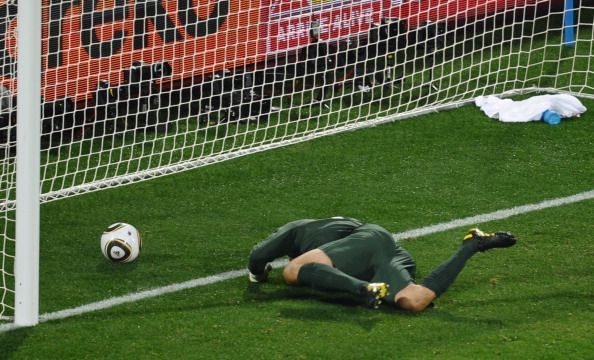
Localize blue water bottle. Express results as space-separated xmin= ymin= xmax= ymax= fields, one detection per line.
xmin=542 ymin=110 xmax=561 ymax=125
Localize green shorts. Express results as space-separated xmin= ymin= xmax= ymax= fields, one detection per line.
xmin=319 ymin=223 xmax=416 ymax=301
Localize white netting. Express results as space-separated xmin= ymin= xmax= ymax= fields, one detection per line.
xmin=1 ymin=0 xmax=592 ymax=321
xmin=1 ymin=0 xmax=17 ymax=321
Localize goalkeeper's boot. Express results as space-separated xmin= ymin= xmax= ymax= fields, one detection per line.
xmin=464 ymin=228 xmax=517 ymax=252
xmin=248 ymin=263 xmax=273 ymax=283
xmin=362 ymin=283 xmax=389 ymax=309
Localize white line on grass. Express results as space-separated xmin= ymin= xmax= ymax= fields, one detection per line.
xmin=392 ymin=189 xmax=594 ymax=240
xmin=1 ymin=189 xmax=593 ymax=333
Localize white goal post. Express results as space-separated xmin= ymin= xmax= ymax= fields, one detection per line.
xmin=1 ymin=0 xmax=592 ymax=326
xmin=14 ymin=1 xmax=41 ymax=327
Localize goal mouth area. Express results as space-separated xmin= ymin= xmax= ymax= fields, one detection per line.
xmin=0 ymin=0 xmax=592 ymax=326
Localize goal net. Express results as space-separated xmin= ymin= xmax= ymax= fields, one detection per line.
xmin=1 ymin=0 xmax=592 ymax=324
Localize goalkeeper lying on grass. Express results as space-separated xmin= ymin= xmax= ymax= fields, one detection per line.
xmin=248 ymin=217 xmax=516 ymax=311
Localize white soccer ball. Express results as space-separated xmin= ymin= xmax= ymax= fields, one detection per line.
xmin=100 ymin=223 xmax=142 ymax=263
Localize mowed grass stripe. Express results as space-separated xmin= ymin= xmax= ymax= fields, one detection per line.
xmin=2 ymin=188 xmax=593 ymax=333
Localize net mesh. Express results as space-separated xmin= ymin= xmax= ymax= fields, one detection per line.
xmin=0 ymin=0 xmax=592 ymax=320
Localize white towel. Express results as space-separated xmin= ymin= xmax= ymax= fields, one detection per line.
xmin=474 ymin=94 xmax=587 ymax=123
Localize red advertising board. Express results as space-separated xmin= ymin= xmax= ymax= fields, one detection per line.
xmin=386 ymin=0 xmax=544 ymax=29
xmin=0 ymin=0 xmax=561 ymax=103
xmin=263 ymin=0 xmax=389 ymax=54
xmin=261 ymin=0 xmax=312 ymax=54
xmin=313 ymin=0 xmax=388 ymax=41
xmin=0 ymin=0 xmax=265 ymax=102
xmin=41 ymin=0 xmax=263 ymax=102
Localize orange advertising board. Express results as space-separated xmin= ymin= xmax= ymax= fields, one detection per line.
xmin=1 ymin=0 xmax=264 ymax=102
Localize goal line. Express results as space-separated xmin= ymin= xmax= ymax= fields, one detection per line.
xmin=1 ymin=188 xmax=593 ymax=333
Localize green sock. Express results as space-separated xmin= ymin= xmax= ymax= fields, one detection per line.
xmin=297 ymin=263 xmax=367 ymax=296
xmin=421 ymin=239 xmax=479 ymax=296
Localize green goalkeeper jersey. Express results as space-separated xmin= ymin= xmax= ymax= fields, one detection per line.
xmin=281 ymin=216 xmax=364 ymax=258
xmin=248 ymin=216 xmax=364 ymax=275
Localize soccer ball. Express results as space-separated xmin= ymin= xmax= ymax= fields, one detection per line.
xmin=100 ymin=222 xmax=142 ymax=263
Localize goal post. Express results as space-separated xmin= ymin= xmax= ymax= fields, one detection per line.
xmin=14 ymin=1 xmax=41 ymax=327
xmin=0 ymin=0 xmax=592 ymax=327
xmin=564 ymin=0 xmax=575 ymax=47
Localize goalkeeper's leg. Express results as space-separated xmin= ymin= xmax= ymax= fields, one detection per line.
xmin=283 ymin=249 xmax=388 ymax=308
xmin=395 ymin=229 xmax=517 ymax=312
xmin=421 ymin=228 xmax=516 ymax=296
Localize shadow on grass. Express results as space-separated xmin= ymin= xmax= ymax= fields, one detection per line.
xmin=243 ymin=282 xmax=420 ymax=330
xmin=277 ymin=306 xmax=380 ymax=331
xmin=432 ymin=290 xmax=594 ymax=327
xmin=95 ymin=259 xmax=140 ymax=273
xmin=244 ymin=282 xmax=362 ymax=307
xmin=0 ymin=326 xmax=33 ymax=359
xmin=245 ymin=284 xmax=388 ymax=331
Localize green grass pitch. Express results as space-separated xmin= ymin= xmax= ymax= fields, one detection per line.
xmin=2 ymin=9 xmax=594 ymax=358
xmin=1 ymin=96 xmax=593 ymax=358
